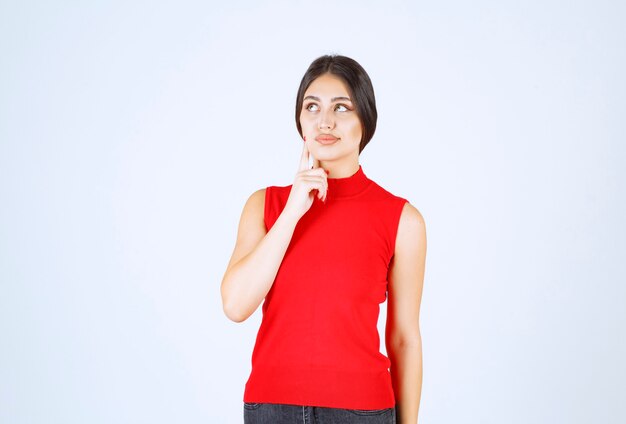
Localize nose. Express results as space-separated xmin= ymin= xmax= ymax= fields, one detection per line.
xmin=318 ymin=108 xmax=335 ymax=130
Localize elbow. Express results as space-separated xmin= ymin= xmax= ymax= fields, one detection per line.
xmin=222 ymin=292 xmax=244 ymax=323
xmin=223 ymin=301 xmax=248 ymax=323
xmin=221 ymin=284 xmax=250 ymax=323
xmin=221 ymin=271 xmax=261 ymax=323
xmin=224 ymin=309 xmax=245 ymax=323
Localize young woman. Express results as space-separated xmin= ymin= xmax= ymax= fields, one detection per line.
xmin=221 ymin=54 xmax=427 ymax=424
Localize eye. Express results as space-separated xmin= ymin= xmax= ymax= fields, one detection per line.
xmin=305 ymin=103 xmax=319 ymax=112
xmin=335 ymin=104 xmax=349 ymax=112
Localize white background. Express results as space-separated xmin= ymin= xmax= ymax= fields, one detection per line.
xmin=1 ymin=1 xmax=624 ymax=423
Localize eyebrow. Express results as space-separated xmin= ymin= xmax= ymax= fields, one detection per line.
xmin=303 ymin=95 xmax=352 ymax=102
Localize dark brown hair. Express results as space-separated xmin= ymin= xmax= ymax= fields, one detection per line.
xmin=295 ymin=54 xmax=377 ymax=154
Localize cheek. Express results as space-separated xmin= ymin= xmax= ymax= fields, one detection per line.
xmin=300 ymin=113 xmax=315 ymax=130
xmin=347 ymin=117 xmax=362 ymax=137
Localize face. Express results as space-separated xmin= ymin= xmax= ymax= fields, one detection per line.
xmin=299 ymin=73 xmax=363 ymax=163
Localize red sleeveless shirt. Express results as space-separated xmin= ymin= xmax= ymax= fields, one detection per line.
xmin=243 ymin=164 xmax=409 ymax=409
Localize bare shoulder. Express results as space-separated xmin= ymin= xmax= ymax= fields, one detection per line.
xmin=399 ymin=201 xmax=426 ymax=232
xmin=240 ymin=187 xmax=267 ymax=230
xmin=396 ymin=201 xmax=427 ymax=255
xmin=246 ymin=187 xmax=266 ymax=211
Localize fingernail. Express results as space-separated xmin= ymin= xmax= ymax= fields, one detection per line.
xmin=304 ymin=136 xmax=306 ymax=141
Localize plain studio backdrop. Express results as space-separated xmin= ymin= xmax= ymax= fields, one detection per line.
xmin=1 ymin=0 xmax=624 ymax=423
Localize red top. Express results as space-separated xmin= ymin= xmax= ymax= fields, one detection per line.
xmin=243 ymin=164 xmax=409 ymax=409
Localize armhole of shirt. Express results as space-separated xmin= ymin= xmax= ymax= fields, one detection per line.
xmin=263 ymin=186 xmax=272 ymax=232
xmin=389 ymin=197 xmax=409 ymax=260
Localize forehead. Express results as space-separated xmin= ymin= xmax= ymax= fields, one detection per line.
xmin=304 ymin=74 xmax=350 ymax=98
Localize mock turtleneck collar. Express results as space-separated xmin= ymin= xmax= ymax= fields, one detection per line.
xmin=324 ymin=164 xmax=372 ymax=200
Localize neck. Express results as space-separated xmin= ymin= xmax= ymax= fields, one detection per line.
xmin=320 ymin=161 xmax=360 ymax=179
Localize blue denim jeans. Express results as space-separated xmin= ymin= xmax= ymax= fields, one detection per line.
xmin=243 ymin=402 xmax=396 ymax=424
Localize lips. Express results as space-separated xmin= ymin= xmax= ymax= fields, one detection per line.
xmin=315 ymin=134 xmax=339 ymax=144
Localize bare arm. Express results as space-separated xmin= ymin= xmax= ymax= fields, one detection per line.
xmin=386 ymin=202 xmax=427 ymax=424
xmin=220 ymin=189 xmax=300 ymax=322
